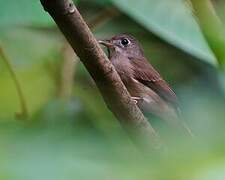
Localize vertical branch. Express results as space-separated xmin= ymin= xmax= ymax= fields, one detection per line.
xmin=0 ymin=47 xmax=28 ymax=119
xmin=40 ymin=0 xmax=163 ymax=150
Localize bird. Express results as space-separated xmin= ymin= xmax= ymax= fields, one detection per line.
xmin=98 ymin=34 xmax=193 ymax=137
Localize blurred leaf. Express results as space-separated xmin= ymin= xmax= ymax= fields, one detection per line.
xmin=110 ymin=0 xmax=217 ymax=65
xmin=214 ymin=0 xmax=225 ymax=24
xmin=0 ymin=0 xmax=52 ymax=27
xmin=0 ymin=66 xmax=55 ymax=120
xmin=33 ymin=98 xmax=94 ymax=128
xmin=0 ymin=28 xmax=62 ymax=68
xmin=73 ymin=78 xmax=121 ymax=135
xmin=219 ymin=72 xmax=225 ymax=95
xmin=0 ymin=121 xmax=136 ymax=180
xmin=0 ymin=28 xmax=62 ymax=119
xmin=0 ymin=118 xmax=225 ymax=180
xmin=92 ymin=0 xmax=112 ymax=6
xmin=0 ymin=0 xmax=78 ymax=27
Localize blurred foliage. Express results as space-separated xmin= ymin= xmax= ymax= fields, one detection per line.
xmin=111 ymin=0 xmax=217 ymax=65
xmin=0 ymin=0 xmax=225 ymax=179
xmin=0 ymin=0 xmax=53 ymax=27
xmin=191 ymin=0 xmax=225 ymax=68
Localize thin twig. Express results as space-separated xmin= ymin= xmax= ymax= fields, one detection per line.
xmin=0 ymin=47 xmax=28 ymax=119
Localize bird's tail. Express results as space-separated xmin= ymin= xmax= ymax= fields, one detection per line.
xmin=159 ymin=107 xmax=194 ymax=138
xmin=178 ymin=118 xmax=194 ymax=138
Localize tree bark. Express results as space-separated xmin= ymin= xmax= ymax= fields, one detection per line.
xmin=40 ymin=0 xmax=162 ymax=150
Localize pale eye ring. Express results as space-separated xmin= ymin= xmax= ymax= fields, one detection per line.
xmin=120 ymin=38 xmax=130 ymax=46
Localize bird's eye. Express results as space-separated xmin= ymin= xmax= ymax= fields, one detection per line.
xmin=120 ymin=38 xmax=130 ymax=46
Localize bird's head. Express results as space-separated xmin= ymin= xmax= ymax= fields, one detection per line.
xmin=98 ymin=34 xmax=144 ymax=58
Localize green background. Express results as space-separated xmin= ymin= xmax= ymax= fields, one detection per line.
xmin=0 ymin=0 xmax=225 ymax=179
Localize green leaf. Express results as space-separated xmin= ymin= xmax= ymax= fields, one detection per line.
xmin=110 ymin=0 xmax=217 ymax=65
xmin=0 ymin=28 xmax=62 ymax=119
xmin=0 ymin=0 xmax=78 ymax=27
xmin=214 ymin=0 xmax=225 ymax=24
xmin=0 ymin=28 xmax=62 ymax=67
xmin=0 ymin=0 xmax=52 ymax=27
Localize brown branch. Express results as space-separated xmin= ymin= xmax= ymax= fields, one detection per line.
xmin=40 ymin=0 xmax=162 ymax=150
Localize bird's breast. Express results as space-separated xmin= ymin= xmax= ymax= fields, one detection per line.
xmin=111 ymin=56 xmax=133 ymax=84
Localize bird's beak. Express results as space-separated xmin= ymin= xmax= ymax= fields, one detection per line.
xmin=98 ymin=39 xmax=114 ymax=48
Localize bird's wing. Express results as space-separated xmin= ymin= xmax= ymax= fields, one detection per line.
xmin=129 ymin=57 xmax=179 ymax=108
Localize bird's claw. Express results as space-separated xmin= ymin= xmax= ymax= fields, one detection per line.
xmin=131 ymin=97 xmax=142 ymax=104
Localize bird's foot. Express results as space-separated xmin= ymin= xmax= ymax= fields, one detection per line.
xmin=131 ymin=96 xmax=143 ymax=104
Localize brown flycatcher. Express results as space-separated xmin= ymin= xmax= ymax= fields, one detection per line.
xmin=99 ymin=34 xmax=193 ymax=136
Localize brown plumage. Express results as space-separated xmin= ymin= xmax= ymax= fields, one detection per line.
xmin=99 ymin=34 xmax=193 ymax=136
